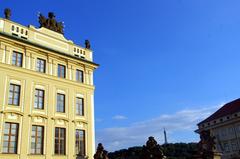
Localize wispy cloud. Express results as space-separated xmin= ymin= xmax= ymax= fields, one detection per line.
xmin=112 ymin=115 xmax=128 ymax=120
xmin=96 ymin=104 xmax=223 ymax=152
xmin=96 ymin=118 xmax=104 ymax=122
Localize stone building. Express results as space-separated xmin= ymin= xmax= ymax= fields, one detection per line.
xmin=196 ymin=98 xmax=240 ymax=159
xmin=0 ymin=10 xmax=98 ymax=159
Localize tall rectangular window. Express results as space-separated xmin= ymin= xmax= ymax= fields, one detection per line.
xmin=34 ymin=89 xmax=44 ymax=109
xmin=36 ymin=58 xmax=46 ymax=73
xmin=76 ymin=130 xmax=85 ymax=156
xmin=12 ymin=51 xmax=23 ymax=67
xmin=3 ymin=123 xmax=19 ymax=154
xmin=76 ymin=70 xmax=84 ymax=83
xmin=8 ymin=84 xmax=21 ymax=106
xmin=58 ymin=64 xmax=66 ymax=78
xmin=57 ymin=93 xmax=65 ymax=112
xmin=31 ymin=126 xmax=44 ymax=154
xmin=76 ymin=97 xmax=84 ymax=116
xmin=55 ymin=128 xmax=66 ymax=155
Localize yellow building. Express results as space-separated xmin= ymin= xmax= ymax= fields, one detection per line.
xmin=0 ymin=10 xmax=98 ymax=159
xmin=196 ymin=99 xmax=240 ymax=159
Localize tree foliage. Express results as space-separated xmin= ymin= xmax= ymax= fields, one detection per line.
xmin=108 ymin=143 xmax=198 ymax=159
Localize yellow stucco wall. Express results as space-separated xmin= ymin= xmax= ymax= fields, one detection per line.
xmin=0 ymin=18 xmax=98 ymax=159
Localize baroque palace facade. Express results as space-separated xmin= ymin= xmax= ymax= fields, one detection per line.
xmin=0 ymin=9 xmax=98 ymax=159
xmin=197 ymin=99 xmax=240 ymax=159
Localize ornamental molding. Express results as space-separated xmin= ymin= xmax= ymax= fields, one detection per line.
xmin=0 ymin=110 xmax=24 ymax=116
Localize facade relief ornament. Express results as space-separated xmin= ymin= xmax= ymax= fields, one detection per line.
xmin=38 ymin=12 xmax=64 ymax=34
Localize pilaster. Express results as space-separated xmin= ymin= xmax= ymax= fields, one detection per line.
xmin=30 ymin=53 xmax=36 ymax=71
xmin=48 ymin=56 xmax=53 ymax=75
xmin=19 ymin=78 xmax=32 ymax=159
xmin=25 ymin=49 xmax=31 ymax=69
xmin=52 ymin=60 xmax=58 ymax=76
xmin=0 ymin=43 xmax=5 ymax=63
xmin=5 ymin=45 xmax=11 ymax=64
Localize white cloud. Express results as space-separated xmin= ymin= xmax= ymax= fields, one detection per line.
xmin=96 ymin=104 xmax=223 ymax=152
xmin=112 ymin=115 xmax=128 ymax=120
xmin=96 ymin=118 xmax=104 ymax=122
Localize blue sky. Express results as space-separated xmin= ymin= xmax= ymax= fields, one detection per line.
xmin=2 ymin=0 xmax=240 ymax=151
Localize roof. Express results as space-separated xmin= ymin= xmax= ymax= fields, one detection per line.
xmin=198 ymin=98 xmax=240 ymax=125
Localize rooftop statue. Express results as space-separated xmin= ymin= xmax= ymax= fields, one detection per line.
xmin=85 ymin=40 xmax=91 ymax=49
xmin=94 ymin=143 xmax=109 ymax=159
xmin=198 ymin=130 xmax=217 ymax=159
xmin=140 ymin=136 xmax=167 ymax=159
xmin=4 ymin=8 xmax=11 ymax=20
xmin=38 ymin=12 xmax=64 ymax=34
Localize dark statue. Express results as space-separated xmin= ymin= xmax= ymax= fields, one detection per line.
xmin=94 ymin=143 xmax=109 ymax=159
xmin=140 ymin=136 xmax=166 ymax=159
xmin=38 ymin=12 xmax=64 ymax=34
xmin=198 ymin=130 xmax=216 ymax=159
xmin=85 ymin=40 xmax=91 ymax=49
xmin=4 ymin=8 xmax=11 ymax=20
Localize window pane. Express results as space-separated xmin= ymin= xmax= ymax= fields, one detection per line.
xmin=31 ymin=125 xmax=44 ymax=154
xmin=8 ymin=84 xmax=20 ymax=106
xmin=76 ymin=98 xmax=84 ymax=116
xmin=76 ymin=130 xmax=85 ymax=155
xmin=76 ymin=70 xmax=84 ymax=83
xmin=34 ymin=89 xmax=44 ymax=109
xmin=12 ymin=51 xmax=23 ymax=67
xmin=58 ymin=64 xmax=65 ymax=78
xmin=3 ymin=141 xmax=8 ymax=147
xmin=57 ymin=94 xmax=65 ymax=112
xmin=3 ymin=123 xmax=18 ymax=153
xmin=55 ymin=128 xmax=65 ymax=155
xmin=36 ymin=58 xmax=46 ymax=73
xmin=12 ymin=52 xmax=17 ymax=65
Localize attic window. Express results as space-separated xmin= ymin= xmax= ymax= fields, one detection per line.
xmin=220 ymin=118 xmax=223 ymax=122
xmin=11 ymin=25 xmax=14 ymax=31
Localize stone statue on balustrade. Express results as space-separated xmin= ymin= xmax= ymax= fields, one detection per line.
xmin=4 ymin=8 xmax=11 ymax=20
xmin=38 ymin=12 xmax=64 ymax=34
xmin=140 ymin=136 xmax=167 ymax=159
xmin=193 ymin=130 xmax=222 ymax=159
xmin=94 ymin=143 xmax=109 ymax=159
xmin=85 ymin=40 xmax=91 ymax=49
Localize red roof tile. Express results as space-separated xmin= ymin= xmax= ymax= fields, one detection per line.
xmin=198 ymin=98 xmax=240 ymax=125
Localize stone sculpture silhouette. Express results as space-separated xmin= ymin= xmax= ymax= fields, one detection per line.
xmin=85 ymin=40 xmax=91 ymax=49
xmin=38 ymin=12 xmax=64 ymax=34
xmin=198 ymin=130 xmax=217 ymax=159
xmin=140 ymin=136 xmax=167 ymax=159
xmin=94 ymin=143 xmax=109 ymax=159
xmin=4 ymin=8 xmax=11 ymax=20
